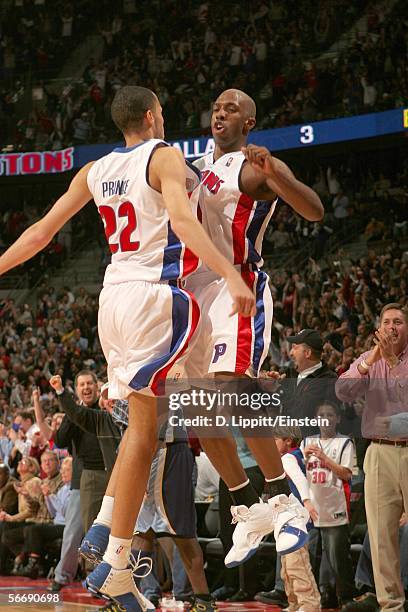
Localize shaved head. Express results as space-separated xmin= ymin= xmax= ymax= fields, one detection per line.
xmin=216 ymin=89 xmax=256 ymax=118
xmin=211 ymin=88 xmax=257 ymax=155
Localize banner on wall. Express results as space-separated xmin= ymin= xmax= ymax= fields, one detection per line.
xmin=1 ymin=108 xmax=406 ymax=177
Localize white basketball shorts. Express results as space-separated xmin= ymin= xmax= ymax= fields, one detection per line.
xmin=185 ymin=265 xmax=272 ymax=378
xmin=98 ymin=280 xmax=200 ymax=398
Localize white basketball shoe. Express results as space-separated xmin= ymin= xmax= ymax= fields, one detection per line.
xmin=224 ymin=494 xmax=309 ymax=567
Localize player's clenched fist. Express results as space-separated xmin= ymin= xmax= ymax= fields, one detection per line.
xmin=49 ymin=375 xmax=64 ymax=393
xmin=242 ymin=144 xmax=277 ymax=177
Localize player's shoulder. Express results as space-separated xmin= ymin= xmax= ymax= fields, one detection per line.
xmin=73 ymin=160 xmax=96 ymax=188
xmin=151 ymin=140 xmax=181 ymax=162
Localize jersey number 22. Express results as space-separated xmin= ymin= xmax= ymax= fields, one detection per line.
xmin=99 ymin=202 xmax=140 ymax=254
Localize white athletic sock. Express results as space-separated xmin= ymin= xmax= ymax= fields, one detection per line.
xmin=265 ymin=472 xmax=286 ymax=482
xmin=228 ymin=478 xmax=250 ymax=492
xmin=103 ymin=535 xmax=132 ymax=570
xmin=95 ymin=495 xmax=114 ymax=527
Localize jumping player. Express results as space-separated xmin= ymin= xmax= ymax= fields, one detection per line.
xmin=184 ymin=89 xmax=324 ymax=567
xmin=0 ymin=86 xmax=255 ymax=610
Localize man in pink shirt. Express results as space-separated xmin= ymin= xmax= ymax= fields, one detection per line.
xmin=336 ymin=303 xmax=408 ymax=611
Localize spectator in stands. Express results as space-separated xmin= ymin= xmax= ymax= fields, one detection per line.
xmin=332 ymin=190 xmax=350 ymax=220
xmin=2 ymin=450 xmax=62 ymax=574
xmin=16 ymin=456 xmax=72 ymax=578
xmin=268 ymin=222 xmax=291 ymax=250
xmin=301 ymin=401 xmax=358 ymax=608
xmin=256 ymin=429 xmax=320 ymax=610
xmin=0 ymin=426 xmax=13 ymax=465
xmin=0 ymin=456 xmax=40 ymax=574
xmin=281 ymin=330 xmax=338 ymax=428
xmin=364 ymin=218 xmax=386 ymax=242
xmin=0 ymin=464 xmax=18 ymax=516
xmin=52 ymin=370 xmax=106 ymax=532
xmin=336 ymin=303 xmax=408 ymax=611
xmin=40 ymin=406 xmax=84 ymax=592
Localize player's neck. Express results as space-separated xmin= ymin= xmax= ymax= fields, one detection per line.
xmin=123 ymin=129 xmax=155 ymax=148
xmin=214 ymin=142 xmax=245 ymax=161
xmin=124 ymin=136 xmax=148 ymax=148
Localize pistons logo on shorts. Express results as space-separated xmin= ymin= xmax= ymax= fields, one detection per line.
xmin=213 ymin=343 xmax=227 ymax=363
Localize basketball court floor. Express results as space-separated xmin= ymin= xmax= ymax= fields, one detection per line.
xmin=0 ymin=576 xmax=286 ymax=611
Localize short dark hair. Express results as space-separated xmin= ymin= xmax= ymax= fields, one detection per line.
xmin=111 ymin=86 xmax=157 ymax=133
xmin=75 ymin=370 xmax=97 ymax=387
xmin=18 ymin=411 xmax=34 ymax=423
xmin=379 ymin=303 xmax=408 ymax=323
xmin=316 ymin=399 xmax=341 ymax=416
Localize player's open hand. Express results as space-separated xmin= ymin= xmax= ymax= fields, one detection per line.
xmin=242 ymin=144 xmax=276 ymax=177
xmin=49 ymin=375 xmax=64 ymax=393
xmin=227 ymin=272 xmax=256 ymax=318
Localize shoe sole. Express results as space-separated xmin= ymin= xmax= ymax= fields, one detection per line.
xmin=276 ymin=528 xmax=308 ymax=555
xmin=79 ymin=547 xmax=104 ymax=567
xmin=84 ymin=578 xmax=155 ymax=611
xmin=224 ymin=543 xmax=259 ymax=568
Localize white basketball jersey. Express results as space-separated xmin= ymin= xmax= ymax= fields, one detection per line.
xmin=87 ymin=139 xmax=200 ymax=284
xmin=194 ymin=151 xmax=277 ymax=268
xmin=301 ymin=435 xmax=356 ymax=527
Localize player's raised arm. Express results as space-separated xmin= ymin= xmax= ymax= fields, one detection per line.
xmin=0 ymin=162 xmax=94 ymax=276
xmin=150 ymin=146 xmax=256 ymax=317
xmin=241 ymin=144 xmax=324 ymax=221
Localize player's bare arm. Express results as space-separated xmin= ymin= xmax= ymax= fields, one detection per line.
xmin=150 ymin=146 xmax=256 ymax=317
xmin=0 ymin=161 xmax=94 ymax=276
xmin=240 ymin=144 xmax=324 ymax=221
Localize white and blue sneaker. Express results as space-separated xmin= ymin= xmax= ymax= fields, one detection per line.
xmin=269 ymin=494 xmax=309 ymax=555
xmin=85 ymin=561 xmax=155 ymax=611
xmin=80 ymin=524 xmax=111 ymax=566
xmin=224 ymin=500 xmax=275 ymax=568
xmin=224 ymin=494 xmax=309 ymax=567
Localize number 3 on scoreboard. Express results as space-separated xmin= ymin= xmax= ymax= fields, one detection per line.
xmin=300 ymin=125 xmax=314 ymax=144
xmin=99 ymin=202 xmax=140 ymax=254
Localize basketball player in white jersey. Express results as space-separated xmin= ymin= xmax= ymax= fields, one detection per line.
xmin=0 ymin=86 xmax=255 ymax=611
xmin=185 ymin=89 xmax=324 ymax=568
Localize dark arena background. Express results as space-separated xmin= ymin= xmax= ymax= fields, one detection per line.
xmin=0 ymin=0 xmax=407 ymax=611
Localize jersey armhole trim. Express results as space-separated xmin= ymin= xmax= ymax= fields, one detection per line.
xmin=145 ymin=142 xmax=170 ymax=193
xmin=185 ymin=159 xmax=201 ymax=180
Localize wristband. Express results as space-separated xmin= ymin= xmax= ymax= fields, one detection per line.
xmin=360 ymin=359 xmax=370 ymax=371
xmin=56 ymin=388 xmax=65 ymax=396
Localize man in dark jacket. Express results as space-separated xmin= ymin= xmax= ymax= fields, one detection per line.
xmin=50 ymin=375 xmax=121 ymax=473
xmin=284 ymin=329 xmax=338 ymax=424
xmin=53 ymin=370 xmax=107 ymax=533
